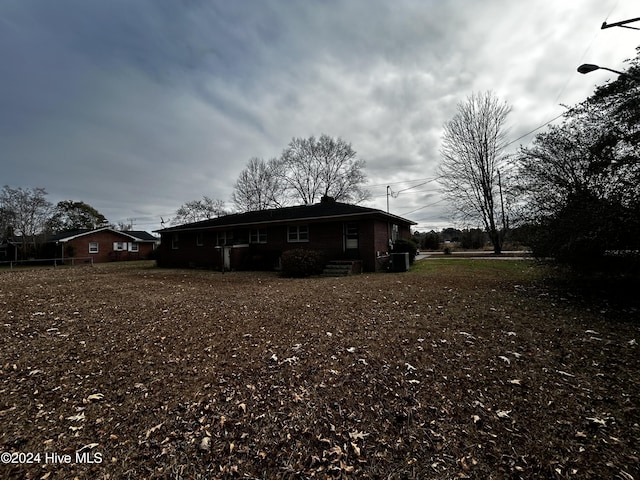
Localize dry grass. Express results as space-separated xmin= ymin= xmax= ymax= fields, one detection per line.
xmin=0 ymin=260 xmax=638 ymax=479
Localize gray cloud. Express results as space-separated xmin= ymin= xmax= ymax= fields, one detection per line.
xmin=1 ymin=0 xmax=637 ymax=232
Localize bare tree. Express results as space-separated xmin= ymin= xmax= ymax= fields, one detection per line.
xmin=0 ymin=185 xmax=52 ymax=256
xmin=231 ymin=157 xmax=287 ymax=212
xmin=280 ymin=134 xmax=370 ymax=205
xmin=172 ymin=196 xmax=226 ymax=225
xmin=438 ymin=92 xmax=511 ymax=253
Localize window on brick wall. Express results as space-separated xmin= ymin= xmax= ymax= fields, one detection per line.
xmin=216 ymin=231 xmax=233 ymax=246
xmin=89 ymin=242 xmax=99 ymax=254
xmin=250 ymin=229 xmax=267 ymax=244
xmin=287 ymin=225 xmax=309 ymax=242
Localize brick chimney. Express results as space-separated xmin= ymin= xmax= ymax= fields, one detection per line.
xmin=320 ymin=195 xmax=336 ymax=204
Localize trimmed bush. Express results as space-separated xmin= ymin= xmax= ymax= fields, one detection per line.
xmin=280 ymin=248 xmax=326 ymax=277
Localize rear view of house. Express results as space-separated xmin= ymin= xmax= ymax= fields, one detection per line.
xmin=155 ymin=197 xmax=415 ymax=272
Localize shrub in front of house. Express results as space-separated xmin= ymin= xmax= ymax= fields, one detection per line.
xmin=280 ymin=248 xmax=326 ymax=277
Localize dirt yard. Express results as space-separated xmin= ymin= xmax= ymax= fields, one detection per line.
xmin=0 ymin=260 xmax=638 ymax=479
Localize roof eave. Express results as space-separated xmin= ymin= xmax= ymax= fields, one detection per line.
xmin=155 ymin=210 xmax=416 ymax=233
xmin=54 ymin=227 xmax=156 ymax=243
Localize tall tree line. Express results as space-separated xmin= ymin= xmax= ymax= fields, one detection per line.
xmin=173 ymin=134 xmax=369 ymax=224
xmin=437 ymin=47 xmax=639 ymax=270
xmin=514 ymin=48 xmax=640 ymax=270
xmin=232 ymin=134 xmax=369 ymax=212
xmin=1 ymin=185 xmax=110 ymax=256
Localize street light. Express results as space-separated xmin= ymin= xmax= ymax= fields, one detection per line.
xmin=577 ymin=63 xmax=640 ymax=80
xmin=578 ymin=63 xmax=624 ymax=76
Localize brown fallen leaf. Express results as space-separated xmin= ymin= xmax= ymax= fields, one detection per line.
xmin=199 ymin=437 xmax=211 ymax=452
xmin=351 ymin=442 xmax=361 ymax=456
xmin=145 ymin=422 xmax=164 ymax=439
xmin=349 ymin=430 xmax=369 ymax=440
xmin=66 ymin=412 xmax=86 ymax=422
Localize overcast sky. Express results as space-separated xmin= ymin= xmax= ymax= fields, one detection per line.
xmin=1 ymin=0 xmax=638 ymax=233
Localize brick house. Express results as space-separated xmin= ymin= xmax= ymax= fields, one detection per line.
xmin=155 ymin=197 xmax=416 ymax=272
xmin=45 ymin=228 xmax=158 ymax=263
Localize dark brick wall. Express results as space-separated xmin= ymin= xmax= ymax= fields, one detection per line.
xmin=158 ymin=218 xmax=413 ymax=272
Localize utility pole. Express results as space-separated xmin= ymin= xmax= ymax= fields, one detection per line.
xmin=386 ymin=186 xmax=390 ymax=213
xmin=498 ymin=169 xmax=508 ymax=244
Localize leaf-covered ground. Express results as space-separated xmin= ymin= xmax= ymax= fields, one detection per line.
xmin=0 ymin=260 xmax=638 ymax=479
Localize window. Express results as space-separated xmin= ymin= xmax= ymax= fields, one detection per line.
xmin=391 ymin=224 xmax=399 ymax=242
xmin=250 ymin=228 xmax=267 ymax=244
xmin=129 ymin=242 xmax=139 ymax=252
xmin=89 ymin=242 xmax=99 ymax=254
xmin=113 ymin=242 xmax=126 ymax=251
xmin=345 ymin=223 xmax=358 ymax=249
xmin=196 ymin=233 xmax=204 ymax=246
xmin=171 ymin=234 xmax=179 ymax=250
xmin=216 ymin=231 xmax=233 ymax=246
xmin=287 ymin=225 xmax=309 ymax=243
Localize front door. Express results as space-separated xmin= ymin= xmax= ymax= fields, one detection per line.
xmin=344 ymin=222 xmax=359 ymax=258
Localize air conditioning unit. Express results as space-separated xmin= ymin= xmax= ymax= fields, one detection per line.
xmin=391 ymin=252 xmax=409 ymax=272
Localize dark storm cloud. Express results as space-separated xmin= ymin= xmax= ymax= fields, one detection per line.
xmin=0 ymin=0 xmax=636 ymax=231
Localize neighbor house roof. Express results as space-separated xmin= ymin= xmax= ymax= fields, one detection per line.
xmin=156 ymin=201 xmax=416 ymax=233
xmin=46 ymin=228 xmax=158 ymax=243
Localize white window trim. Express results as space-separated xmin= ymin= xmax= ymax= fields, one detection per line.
xmin=129 ymin=242 xmax=139 ymax=252
xmin=250 ymin=228 xmax=267 ymax=244
xmin=287 ymin=225 xmax=309 ymax=243
xmin=89 ymin=242 xmax=99 ymax=254
xmin=216 ymin=231 xmax=233 ymax=246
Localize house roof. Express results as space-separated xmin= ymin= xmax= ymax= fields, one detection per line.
xmin=47 ymin=228 xmax=157 ymax=243
xmin=156 ymin=201 xmax=416 ymax=233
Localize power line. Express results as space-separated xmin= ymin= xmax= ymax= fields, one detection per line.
xmin=370 ymin=189 xmax=440 ymax=199
xmin=504 ymin=112 xmax=565 ymax=149
xmin=395 ymin=177 xmax=442 ymax=194
xmin=367 ymin=176 xmax=438 ymax=188
xmin=401 ymin=198 xmax=447 ymax=216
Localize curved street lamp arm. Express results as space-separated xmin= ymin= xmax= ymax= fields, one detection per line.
xmin=601 ymin=16 xmax=640 ymax=30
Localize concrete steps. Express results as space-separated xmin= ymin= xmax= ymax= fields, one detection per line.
xmin=321 ymin=260 xmax=362 ymax=277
